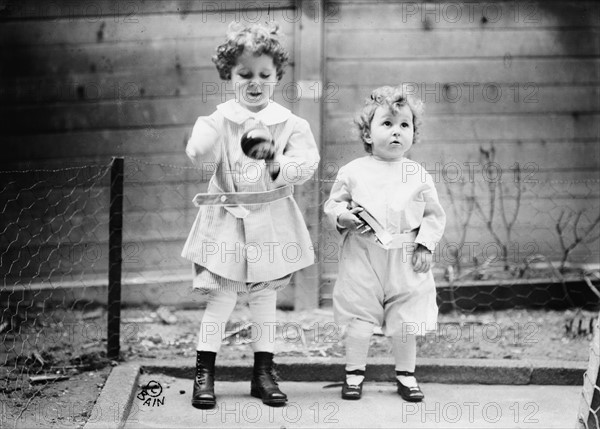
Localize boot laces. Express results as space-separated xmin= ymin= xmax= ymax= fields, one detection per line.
xmin=195 ymin=372 xmax=207 ymax=384
xmin=195 ymin=359 xmax=210 ymax=384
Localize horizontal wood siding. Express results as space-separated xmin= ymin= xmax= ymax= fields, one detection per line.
xmin=321 ymin=1 xmax=600 ymax=283
xmin=2 ymin=1 xmax=599 ymax=306
xmin=0 ymin=1 xmax=298 ymax=288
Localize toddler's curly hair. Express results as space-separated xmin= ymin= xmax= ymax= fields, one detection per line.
xmin=212 ymin=22 xmax=289 ymax=81
xmin=355 ymin=85 xmax=424 ymax=153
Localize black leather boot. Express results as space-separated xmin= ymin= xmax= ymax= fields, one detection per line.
xmin=250 ymin=352 xmax=287 ymax=406
xmin=191 ymin=351 xmax=216 ymax=409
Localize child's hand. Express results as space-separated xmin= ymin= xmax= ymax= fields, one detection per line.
xmin=249 ymin=142 xmax=276 ymax=160
xmin=265 ymin=154 xmax=281 ymax=179
xmin=412 ymin=244 xmax=432 ymax=273
xmin=338 ymin=207 xmax=366 ymax=231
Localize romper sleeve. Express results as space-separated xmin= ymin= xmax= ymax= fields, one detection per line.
xmin=324 ymin=166 xmax=353 ymax=232
xmin=415 ymin=172 xmax=446 ymax=252
xmin=185 ymin=113 xmax=222 ymax=167
xmin=271 ymin=117 xmax=320 ymax=187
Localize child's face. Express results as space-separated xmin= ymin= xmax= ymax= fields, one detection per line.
xmin=230 ymin=50 xmax=278 ymax=113
xmin=366 ymin=104 xmax=414 ymax=161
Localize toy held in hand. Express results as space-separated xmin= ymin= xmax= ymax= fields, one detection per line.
xmin=241 ymin=128 xmax=275 ymax=160
xmin=347 ymin=201 xmax=393 ymax=246
xmin=355 ymin=209 xmax=393 ymax=246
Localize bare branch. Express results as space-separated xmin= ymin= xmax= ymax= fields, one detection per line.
xmin=499 ymin=181 xmax=508 ymax=230
xmin=572 ymin=211 xmax=583 ymax=244
xmin=555 ymin=209 xmax=568 ymax=254
xmin=474 ymin=199 xmax=504 ymax=250
xmin=555 ymin=210 xmax=600 ymax=272
xmin=582 ymin=213 xmax=600 ymax=242
xmin=445 ymin=178 xmax=477 ymax=272
xmin=583 ymin=275 xmax=600 ymax=299
xmin=508 ymin=164 xmax=522 ymax=231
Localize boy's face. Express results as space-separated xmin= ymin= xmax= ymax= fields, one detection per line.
xmin=366 ymin=104 xmax=414 ymax=161
xmin=231 ymin=51 xmax=278 ymax=113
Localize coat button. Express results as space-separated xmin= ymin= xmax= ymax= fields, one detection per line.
xmin=220 ymin=195 xmax=227 ymax=203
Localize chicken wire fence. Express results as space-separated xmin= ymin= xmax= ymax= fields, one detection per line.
xmin=1 ymin=156 xmax=599 ymax=423
xmin=1 ymin=162 xmax=112 ymax=423
xmin=120 ymin=156 xmax=600 ymax=308
xmin=578 ymin=314 xmax=600 ymax=429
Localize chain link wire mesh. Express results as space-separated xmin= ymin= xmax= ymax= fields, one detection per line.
xmin=1 ymin=163 xmax=112 ymax=425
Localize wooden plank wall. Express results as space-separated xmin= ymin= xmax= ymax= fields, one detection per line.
xmin=320 ymin=1 xmax=600 ymax=287
xmin=0 ymin=1 xmax=302 ymax=304
xmin=2 ymin=0 xmax=599 ymax=308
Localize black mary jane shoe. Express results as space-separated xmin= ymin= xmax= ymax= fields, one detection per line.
xmin=341 ymin=369 xmax=365 ymax=400
xmin=396 ymin=371 xmax=424 ymax=402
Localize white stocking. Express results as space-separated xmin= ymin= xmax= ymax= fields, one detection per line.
xmin=393 ymin=334 xmax=417 ymax=387
xmin=248 ymin=288 xmax=277 ymax=353
xmin=345 ymin=319 xmax=374 ymax=371
xmin=196 ymin=290 xmax=238 ymax=353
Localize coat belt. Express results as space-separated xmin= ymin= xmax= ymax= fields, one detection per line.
xmin=192 ymin=185 xmax=293 ymax=207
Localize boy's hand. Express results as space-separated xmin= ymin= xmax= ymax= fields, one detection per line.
xmin=265 ymin=155 xmax=281 ymax=180
xmin=249 ymin=141 xmax=276 ymax=160
xmin=412 ymin=244 xmax=432 ymax=273
xmin=338 ymin=207 xmax=367 ymax=231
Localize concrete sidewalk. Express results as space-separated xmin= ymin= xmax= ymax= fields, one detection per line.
xmin=123 ymin=375 xmax=580 ymax=428
xmin=84 ymin=358 xmax=586 ymax=428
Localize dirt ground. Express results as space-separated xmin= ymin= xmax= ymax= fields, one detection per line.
xmin=1 ymin=365 xmax=111 ymax=428
xmin=118 ymin=305 xmax=597 ymax=362
xmin=1 ymin=305 xmax=597 ymax=428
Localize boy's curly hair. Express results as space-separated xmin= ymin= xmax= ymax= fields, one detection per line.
xmin=355 ymin=85 xmax=425 ymax=154
xmin=212 ymin=22 xmax=289 ymax=81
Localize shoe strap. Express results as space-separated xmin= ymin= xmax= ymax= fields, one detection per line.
xmin=346 ymin=369 xmax=365 ymax=376
xmin=396 ymin=371 xmax=414 ymax=377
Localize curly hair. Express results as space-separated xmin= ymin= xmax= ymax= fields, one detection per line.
xmin=355 ymin=85 xmax=424 ymax=154
xmin=212 ymin=22 xmax=289 ymax=81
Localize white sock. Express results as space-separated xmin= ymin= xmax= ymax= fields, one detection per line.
xmin=396 ymin=375 xmax=418 ymax=388
xmin=345 ymin=373 xmax=365 ymax=387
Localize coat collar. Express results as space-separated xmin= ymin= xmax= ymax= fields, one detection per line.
xmin=216 ymin=99 xmax=292 ymax=125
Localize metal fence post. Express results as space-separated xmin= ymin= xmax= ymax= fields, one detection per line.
xmin=108 ymin=157 xmax=124 ymax=359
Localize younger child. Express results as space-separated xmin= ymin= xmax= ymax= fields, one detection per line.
xmin=324 ymin=85 xmax=445 ymax=401
xmin=182 ymin=22 xmax=319 ymax=409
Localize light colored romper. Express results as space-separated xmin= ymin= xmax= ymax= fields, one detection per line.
xmin=324 ymin=156 xmax=446 ymax=335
